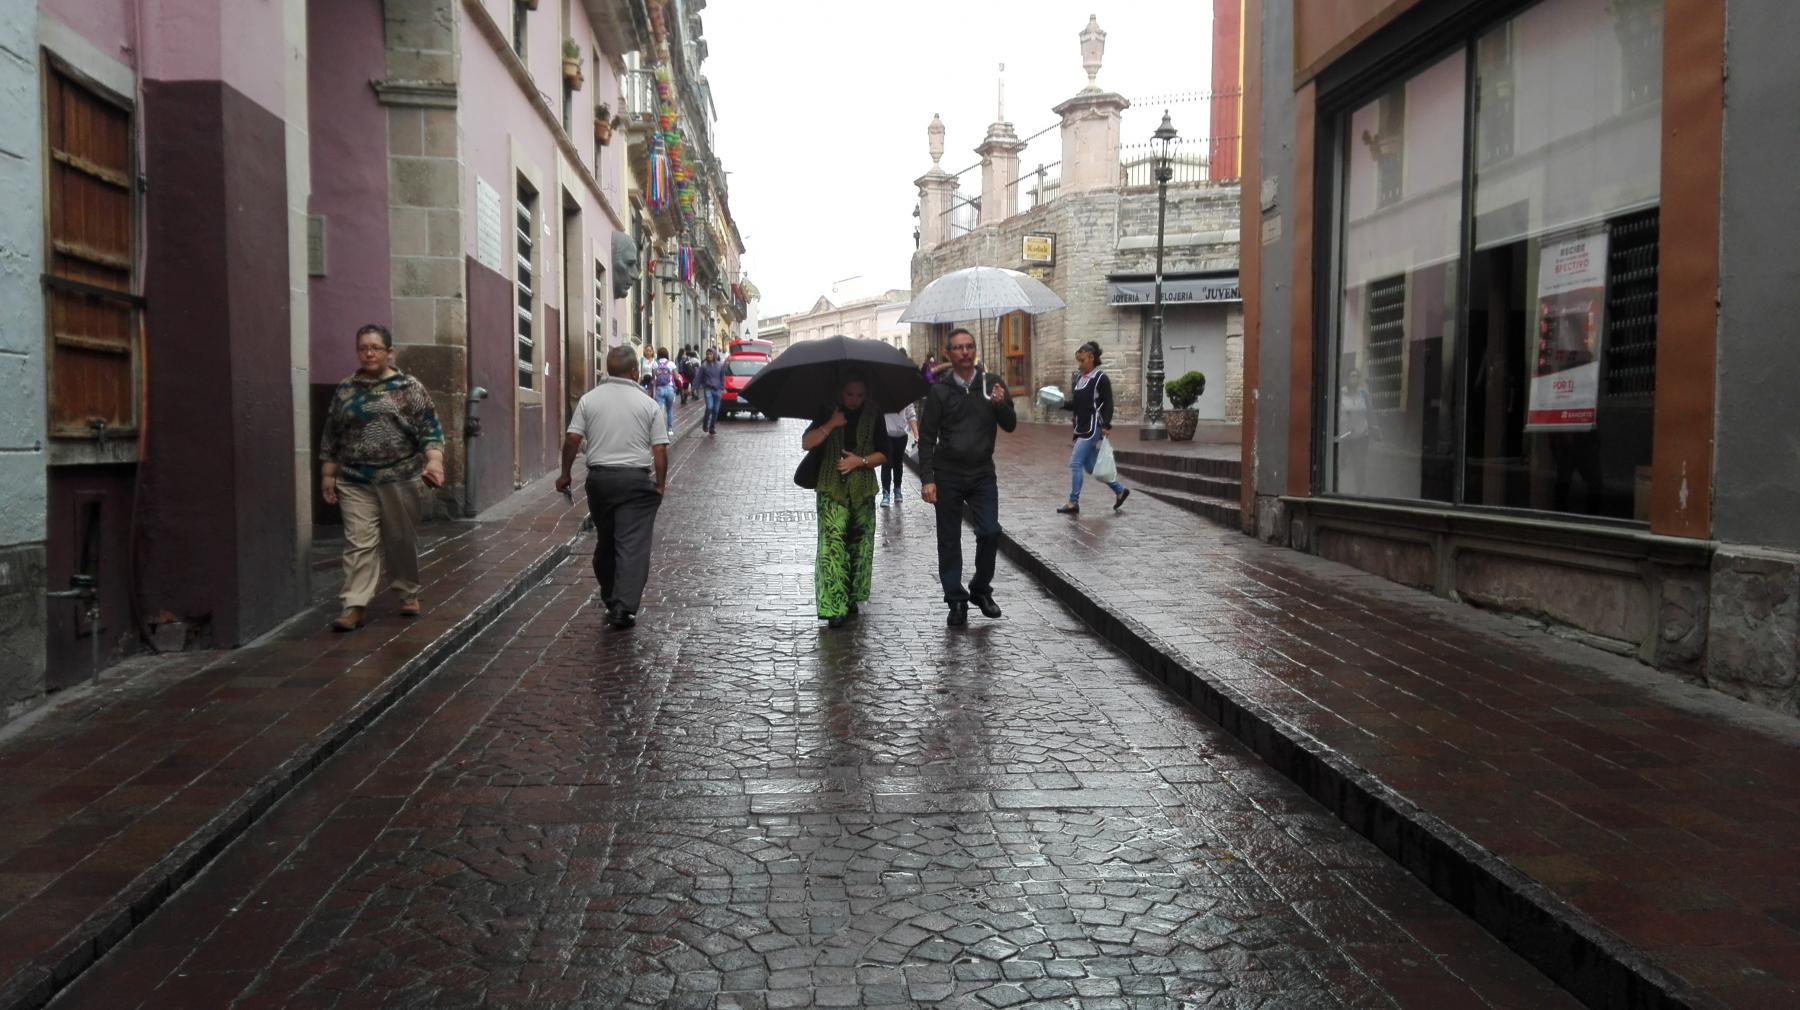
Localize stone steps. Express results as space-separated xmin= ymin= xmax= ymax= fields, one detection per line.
xmin=1116 ymin=461 xmax=1239 ymax=500
xmin=1132 ymin=485 xmax=1243 ymax=528
xmin=1112 ymin=448 xmax=1242 ymax=530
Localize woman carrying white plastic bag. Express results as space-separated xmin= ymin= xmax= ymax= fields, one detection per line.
xmin=1090 ymin=435 xmax=1119 ymax=485
xmin=1055 ymin=341 xmax=1130 ymax=515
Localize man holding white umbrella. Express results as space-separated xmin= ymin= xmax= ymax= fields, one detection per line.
xmin=918 ymin=328 xmax=1015 ymax=627
xmin=903 ymin=265 xmax=1062 ymax=625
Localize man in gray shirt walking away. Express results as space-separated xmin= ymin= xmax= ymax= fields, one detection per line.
xmin=557 ymin=346 xmax=671 ymax=629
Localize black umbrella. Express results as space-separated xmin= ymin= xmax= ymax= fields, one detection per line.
xmin=740 ymin=334 xmax=928 ymax=420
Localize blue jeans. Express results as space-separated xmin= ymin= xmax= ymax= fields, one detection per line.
xmin=1069 ymin=433 xmax=1124 ymax=503
xmin=702 ymin=388 xmax=721 ymax=429
xmin=932 ymin=469 xmax=1001 ymax=604
xmin=655 ymin=385 xmax=676 ymax=431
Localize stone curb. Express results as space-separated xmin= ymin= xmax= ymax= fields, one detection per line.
xmin=989 ymin=526 xmax=1703 ymax=1010
xmin=1 ymin=533 xmax=580 ymax=1010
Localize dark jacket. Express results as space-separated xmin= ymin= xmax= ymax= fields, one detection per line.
xmin=1061 ymin=368 xmax=1114 ymax=440
xmin=918 ymin=367 xmax=1016 ymax=484
xmin=696 ymin=361 xmax=725 ymax=391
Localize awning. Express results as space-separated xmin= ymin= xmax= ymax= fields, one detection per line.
xmin=1107 ymin=274 xmax=1241 ymax=307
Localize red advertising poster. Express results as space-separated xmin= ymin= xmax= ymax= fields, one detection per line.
xmin=1526 ymin=229 xmax=1608 ymax=432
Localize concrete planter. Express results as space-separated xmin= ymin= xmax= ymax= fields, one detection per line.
xmin=1166 ymin=409 xmax=1199 ymax=441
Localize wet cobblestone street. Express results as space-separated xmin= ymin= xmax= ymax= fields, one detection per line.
xmin=49 ymin=417 xmax=1577 ymax=1009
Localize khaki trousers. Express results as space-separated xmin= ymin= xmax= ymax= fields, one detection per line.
xmin=336 ymin=479 xmax=424 ymax=607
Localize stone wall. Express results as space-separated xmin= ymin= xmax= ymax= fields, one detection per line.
xmin=0 ymin=1 xmax=47 ymax=715
xmin=1707 ymin=547 xmax=1799 ymax=715
xmin=382 ymin=0 xmax=468 ymax=516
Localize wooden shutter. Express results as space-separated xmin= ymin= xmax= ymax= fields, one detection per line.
xmin=45 ymin=64 xmax=140 ymax=439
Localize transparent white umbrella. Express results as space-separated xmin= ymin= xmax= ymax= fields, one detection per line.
xmin=899 ymin=265 xmax=1067 ymax=323
xmin=898 ymin=266 xmax=1067 ymax=373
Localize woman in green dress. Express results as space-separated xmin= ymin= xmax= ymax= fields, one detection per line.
xmin=802 ymin=375 xmax=887 ymax=628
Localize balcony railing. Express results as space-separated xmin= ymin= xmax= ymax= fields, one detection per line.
xmin=625 ymin=67 xmax=657 ymax=123
xmin=1119 ymin=147 xmax=1214 ymax=188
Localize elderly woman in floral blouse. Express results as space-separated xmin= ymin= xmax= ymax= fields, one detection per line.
xmin=319 ymin=324 xmax=446 ymax=631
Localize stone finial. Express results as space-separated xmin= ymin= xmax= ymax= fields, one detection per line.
xmin=1080 ymin=15 xmax=1106 ymax=90
xmin=928 ymin=113 xmax=945 ymax=166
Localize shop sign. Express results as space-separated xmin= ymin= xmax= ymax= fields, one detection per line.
xmin=1526 ymin=229 xmax=1609 ymax=432
xmin=1022 ymin=234 xmax=1055 ymax=265
xmin=1106 ymin=275 xmax=1241 ymax=306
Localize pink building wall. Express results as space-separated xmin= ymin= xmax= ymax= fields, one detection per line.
xmin=307 ymin=0 xmax=392 ymax=378
xmin=461 ymin=0 xmax=631 ymax=474
xmin=39 ymin=0 xmax=137 ymax=67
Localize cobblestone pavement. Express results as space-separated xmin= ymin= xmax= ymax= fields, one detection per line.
xmin=49 ymin=416 xmax=1576 ymax=1010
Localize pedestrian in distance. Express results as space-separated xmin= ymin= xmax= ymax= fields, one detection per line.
xmin=317 ymin=324 xmax=446 ymax=632
xmin=920 ymin=354 xmax=940 ymax=386
xmin=650 ymin=347 xmax=679 ymax=437
xmin=879 ymin=400 xmax=917 ymax=507
xmin=557 ymin=346 xmax=671 ymax=630
xmin=679 ymin=346 xmax=700 ymax=404
xmin=639 ymin=344 xmax=656 ymax=391
xmin=1057 ymin=340 xmax=1130 ymax=515
xmin=802 ymin=373 xmax=887 ymax=628
xmin=696 ymin=347 xmax=726 ymax=434
xmin=918 ymin=328 xmax=1016 ymax=626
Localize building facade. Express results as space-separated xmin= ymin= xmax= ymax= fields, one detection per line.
xmin=5 ymin=0 xmax=316 ymax=714
xmin=621 ymin=0 xmax=745 ymax=363
xmin=1242 ymin=0 xmax=1800 ymax=713
xmin=784 ymin=289 xmax=912 ymax=351
xmin=3 ymin=0 xmax=745 ymax=720
xmin=908 ymin=16 xmax=1245 ymax=427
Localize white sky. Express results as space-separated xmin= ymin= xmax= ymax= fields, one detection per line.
xmin=702 ymin=2 xmax=1219 ymax=317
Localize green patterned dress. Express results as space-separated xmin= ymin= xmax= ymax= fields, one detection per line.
xmin=812 ymin=408 xmax=880 ymax=618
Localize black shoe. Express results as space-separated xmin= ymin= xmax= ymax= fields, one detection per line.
xmin=1057 ymin=502 xmax=1080 ymax=515
xmin=826 ymin=615 xmax=847 ymax=629
xmin=1114 ymin=488 xmax=1131 ymax=511
xmin=608 ymin=604 xmax=635 ymax=630
xmin=972 ymin=594 xmax=1002 ymax=619
xmin=946 ymin=603 xmax=968 ymax=627
xmin=845 ymin=603 xmax=860 ymax=620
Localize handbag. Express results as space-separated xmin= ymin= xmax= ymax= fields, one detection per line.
xmin=794 ymin=445 xmax=824 ymax=489
xmin=1091 ymin=436 xmax=1119 ymax=485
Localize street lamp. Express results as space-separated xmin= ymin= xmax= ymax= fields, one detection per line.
xmin=656 ymin=252 xmax=677 ymax=302
xmin=1141 ymin=110 xmax=1178 ymax=441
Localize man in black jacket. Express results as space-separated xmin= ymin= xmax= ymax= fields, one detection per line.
xmin=919 ymin=328 xmax=1016 ymax=626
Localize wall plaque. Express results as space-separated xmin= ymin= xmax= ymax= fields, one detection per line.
xmin=475 ymin=177 xmax=504 ymax=274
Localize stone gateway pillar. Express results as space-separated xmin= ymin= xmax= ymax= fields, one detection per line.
xmin=915 ymin=114 xmax=959 ymax=249
xmin=1054 ymin=16 xmax=1129 ymax=196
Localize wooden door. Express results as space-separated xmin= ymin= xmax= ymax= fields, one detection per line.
xmin=45 ymin=63 xmax=140 ymax=441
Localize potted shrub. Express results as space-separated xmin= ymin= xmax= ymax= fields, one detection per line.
xmin=561 ymin=38 xmax=583 ymax=86
xmin=1163 ymin=370 xmax=1206 ymax=441
xmin=594 ymin=103 xmax=616 ymax=145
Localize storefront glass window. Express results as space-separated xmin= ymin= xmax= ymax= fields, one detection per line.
xmin=1464 ymin=0 xmax=1662 ymax=519
xmin=1327 ymin=0 xmax=1663 ymax=521
xmin=1330 ymin=51 xmax=1465 ymax=501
